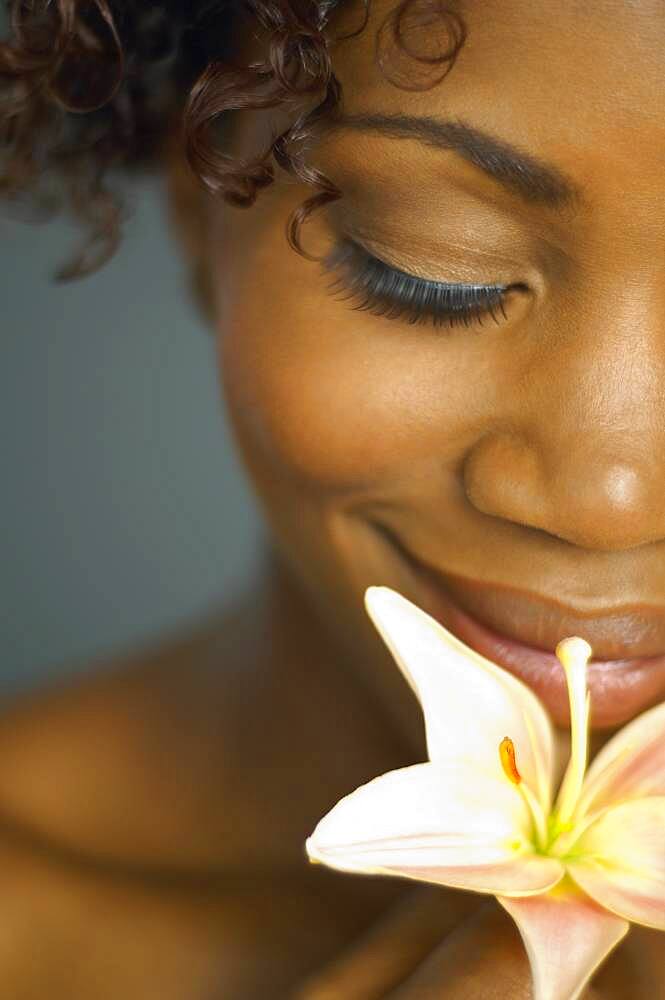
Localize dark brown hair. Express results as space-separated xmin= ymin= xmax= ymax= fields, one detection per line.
xmin=0 ymin=0 xmax=466 ymax=280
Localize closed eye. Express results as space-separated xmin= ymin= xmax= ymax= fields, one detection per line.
xmin=320 ymin=238 xmax=524 ymax=330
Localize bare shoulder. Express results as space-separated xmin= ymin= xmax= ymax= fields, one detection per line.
xmin=0 ymin=816 xmax=411 ymax=1000
xmin=0 ymin=562 xmax=406 ymax=874
xmin=0 ymin=563 xmax=412 ymax=998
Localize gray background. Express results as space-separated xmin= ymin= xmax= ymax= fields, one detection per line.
xmin=1 ymin=173 xmax=264 ymax=697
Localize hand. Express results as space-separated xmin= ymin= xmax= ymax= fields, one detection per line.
xmin=294 ymin=883 xmax=663 ymax=999
xmin=294 ymin=886 xmax=532 ymax=999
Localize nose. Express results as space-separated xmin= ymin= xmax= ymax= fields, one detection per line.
xmin=462 ymin=285 xmax=665 ymax=552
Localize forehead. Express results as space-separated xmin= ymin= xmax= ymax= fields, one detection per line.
xmin=325 ymin=0 xmax=665 ymax=203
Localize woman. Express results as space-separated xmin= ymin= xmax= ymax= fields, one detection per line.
xmin=0 ymin=0 xmax=663 ymax=996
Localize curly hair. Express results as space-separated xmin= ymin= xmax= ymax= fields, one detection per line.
xmin=0 ymin=0 xmax=466 ymax=281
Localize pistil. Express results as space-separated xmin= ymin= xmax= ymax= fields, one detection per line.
xmin=550 ymin=636 xmax=593 ymax=843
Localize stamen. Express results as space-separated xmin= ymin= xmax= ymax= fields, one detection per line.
xmin=500 ymin=736 xmax=521 ymax=784
xmin=499 ymin=737 xmax=547 ymax=850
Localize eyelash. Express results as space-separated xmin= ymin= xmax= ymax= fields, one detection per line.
xmin=320 ymin=239 xmax=515 ymax=330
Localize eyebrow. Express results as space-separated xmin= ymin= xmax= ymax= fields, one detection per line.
xmin=326 ymin=112 xmax=584 ymax=213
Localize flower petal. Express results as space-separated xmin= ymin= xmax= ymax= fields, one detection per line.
xmin=499 ymin=881 xmax=629 ymax=1000
xmin=364 ymin=586 xmax=554 ymax=809
xmin=577 ymin=700 xmax=665 ymax=817
xmin=567 ymin=797 xmax=665 ymax=930
xmin=306 ymin=761 xmax=563 ymax=895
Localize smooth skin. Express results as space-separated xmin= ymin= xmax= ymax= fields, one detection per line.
xmin=0 ymin=0 xmax=664 ymax=995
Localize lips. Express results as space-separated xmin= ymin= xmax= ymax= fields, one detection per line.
xmin=377 ymin=526 xmax=665 ymax=729
xmin=423 ymin=565 xmax=665 ymax=660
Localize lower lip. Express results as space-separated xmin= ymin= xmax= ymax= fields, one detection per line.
xmin=401 ymin=556 xmax=665 ymax=730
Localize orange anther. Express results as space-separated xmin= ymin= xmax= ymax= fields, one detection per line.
xmin=499 ymin=736 xmax=521 ymax=785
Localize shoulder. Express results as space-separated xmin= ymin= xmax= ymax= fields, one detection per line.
xmin=0 ymin=791 xmax=409 ymax=1000
xmin=0 ymin=570 xmax=414 ymax=998
xmin=0 ymin=599 xmax=237 ymax=870
xmin=0 ymin=567 xmax=406 ymax=875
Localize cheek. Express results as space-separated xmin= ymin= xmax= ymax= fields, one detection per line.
xmin=218 ymin=289 xmax=489 ymax=499
xmin=221 ymin=322 xmax=396 ymax=492
xmin=211 ymin=195 xmax=494 ymax=500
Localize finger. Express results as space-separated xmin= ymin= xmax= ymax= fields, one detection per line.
xmin=386 ymin=897 xmax=533 ymax=1000
xmin=293 ymin=884 xmax=481 ymax=1000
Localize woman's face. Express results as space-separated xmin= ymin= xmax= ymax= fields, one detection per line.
xmin=202 ymin=0 xmax=665 ymax=732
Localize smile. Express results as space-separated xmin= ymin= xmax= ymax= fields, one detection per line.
xmin=376 ymin=525 xmax=665 ymax=729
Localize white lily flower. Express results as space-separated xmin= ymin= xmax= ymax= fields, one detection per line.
xmin=305 ymin=586 xmax=665 ymax=1000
